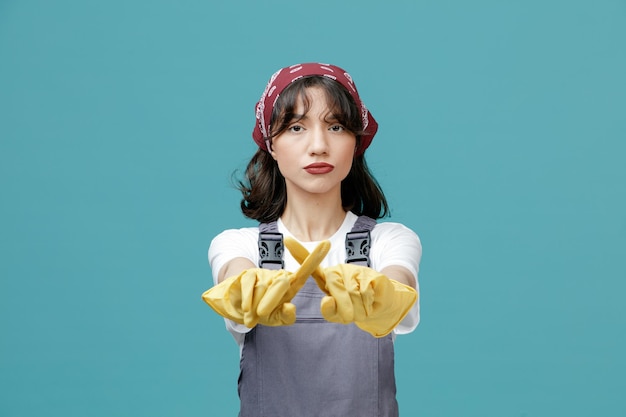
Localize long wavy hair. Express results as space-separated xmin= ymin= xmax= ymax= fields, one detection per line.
xmin=237 ymin=76 xmax=389 ymax=223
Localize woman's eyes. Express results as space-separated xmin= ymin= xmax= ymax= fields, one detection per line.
xmin=287 ymin=124 xmax=346 ymax=133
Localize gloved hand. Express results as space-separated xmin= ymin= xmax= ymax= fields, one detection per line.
xmin=202 ymin=240 xmax=330 ymax=327
xmin=285 ymin=237 xmax=417 ymax=338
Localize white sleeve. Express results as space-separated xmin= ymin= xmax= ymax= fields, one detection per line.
xmin=370 ymin=223 xmax=422 ymax=335
xmin=207 ymin=227 xmax=260 ymax=339
xmin=208 ymin=228 xmax=259 ymax=286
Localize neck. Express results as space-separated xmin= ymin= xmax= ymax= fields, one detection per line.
xmin=281 ymin=193 xmax=347 ymax=242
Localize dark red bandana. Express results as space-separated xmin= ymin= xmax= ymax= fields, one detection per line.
xmin=252 ymin=63 xmax=378 ymax=155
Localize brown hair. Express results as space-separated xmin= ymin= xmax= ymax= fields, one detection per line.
xmin=237 ymin=76 xmax=389 ymax=222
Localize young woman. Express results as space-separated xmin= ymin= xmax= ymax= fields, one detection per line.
xmin=203 ymin=63 xmax=422 ymax=417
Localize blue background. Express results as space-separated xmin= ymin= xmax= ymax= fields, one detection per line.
xmin=1 ymin=1 xmax=625 ymax=416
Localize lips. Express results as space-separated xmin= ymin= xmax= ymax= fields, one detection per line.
xmin=304 ymin=162 xmax=334 ymax=174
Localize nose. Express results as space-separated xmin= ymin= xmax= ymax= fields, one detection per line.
xmin=308 ymin=126 xmax=329 ymax=155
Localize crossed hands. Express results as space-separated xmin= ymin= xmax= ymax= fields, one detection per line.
xmin=202 ymin=238 xmax=417 ymax=337
xmin=201 ymin=239 xmax=330 ymax=328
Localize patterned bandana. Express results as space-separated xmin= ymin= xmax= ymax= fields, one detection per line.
xmin=252 ymin=63 xmax=378 ymax=155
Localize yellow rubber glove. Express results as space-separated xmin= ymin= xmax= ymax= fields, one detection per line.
xmin=285 ymin=237 xmax=417 ymax=338
xmin=202 ymin=240 xmax=330 ymax=327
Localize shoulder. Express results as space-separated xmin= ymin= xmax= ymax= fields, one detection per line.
xmin=210 ymin=226 xmax=259 ymax=245
xmin=369 ymin=221 xmax=422 ymax=278
xmin=372 ymin=221 xmax=421 ymax=247
xmin=209 ymin=226 xmax=259 ymax=256
xmin=208 ymin=226 xmax=260 ymax=282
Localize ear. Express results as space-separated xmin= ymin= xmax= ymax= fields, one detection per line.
xmin=265 ymin=138 xmax=275 ymax=158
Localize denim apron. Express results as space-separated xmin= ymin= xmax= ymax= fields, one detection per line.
xmin=237 ymin=217 xmax=399 ymax=417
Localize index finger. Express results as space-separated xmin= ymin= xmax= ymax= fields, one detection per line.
xmin=284 ymin=237 xmax=328 ymax=292
xmin=285 ymin=239 xmax=330 ymax=298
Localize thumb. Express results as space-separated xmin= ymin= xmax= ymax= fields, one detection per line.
xmin=263 ymin=302 xmax=297 ymax=326
xmin=320 ymin=296 xmax=349 ymax=324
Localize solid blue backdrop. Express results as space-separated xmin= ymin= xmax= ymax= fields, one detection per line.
xmin=1 ymin=1 xmax=625 ymax=416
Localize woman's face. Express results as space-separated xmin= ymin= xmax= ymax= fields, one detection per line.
xmin=270 ymin=86 xmax=357 ymax=200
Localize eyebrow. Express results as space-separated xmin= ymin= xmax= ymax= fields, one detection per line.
xmin=287 ymin=113 xmax=340 ymax=123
